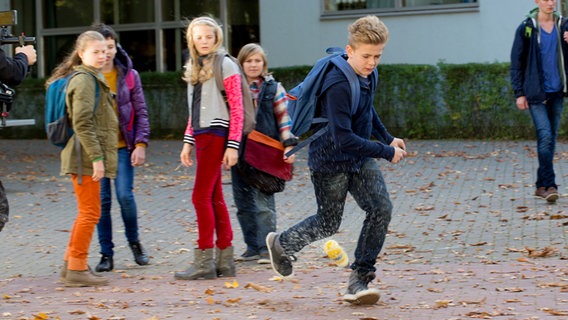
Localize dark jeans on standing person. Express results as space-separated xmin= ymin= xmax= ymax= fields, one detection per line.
xmin=278 ymin=158 xmax=392 ymax=274
xmin=231 ymin=166 xmax=276 ymax=255
xmin=97 ymin=148 xmax=140 ymax=257
xmin=529 ymin=91 xmax=564 ymax=189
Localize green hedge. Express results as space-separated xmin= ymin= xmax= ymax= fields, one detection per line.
xmin=0 ymin=63 xmax=543 ymax=140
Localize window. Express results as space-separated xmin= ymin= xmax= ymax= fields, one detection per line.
xmin=44 ymin=34 xmax=76 ymax=74
xmin=43 ymin=0 xmax=95 ymax=28
xmin=16 ymin=0 xmax=259 ymax=77
xmin=101 ymin=0 xmax=154 ymax=24
xmin=119 ymin=30 xmax=156 ymax=72
xmin=227 ymin=0 xmax=259 ymax=55
xmin=323 ymin=0 xmax=478 ymax=15
xmin=162 ymin=0 xmax=220 ymax=21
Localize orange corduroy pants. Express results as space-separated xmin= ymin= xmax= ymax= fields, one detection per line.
xmin=64 ymin=175 xmax=101 ymax=271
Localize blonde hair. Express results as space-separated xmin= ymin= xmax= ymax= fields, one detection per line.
xmin=237 ymin=43 xmax=268 ymax=77
xmin=348 ymin=15 xmax=389 ymax=49
xmin=46 ymin=31 xmax=105 ymax=88
xmin=183 ymin=16 xmax=224 ymax=85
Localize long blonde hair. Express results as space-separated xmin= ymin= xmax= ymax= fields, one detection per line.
xmin=183 ymin=16 xmax=224 ymax=85
xmin=45 ymin=31 xmax=105 ymax=88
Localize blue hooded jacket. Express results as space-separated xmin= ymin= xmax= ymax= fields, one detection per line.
xmin=510 ymin=7 xmax=568 ymax=104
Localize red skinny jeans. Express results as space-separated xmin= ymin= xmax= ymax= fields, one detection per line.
xmin=192 ymin=133 xmax=233 ymax=249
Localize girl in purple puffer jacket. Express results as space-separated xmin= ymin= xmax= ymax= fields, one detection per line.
xmin=89 ymin=23 xmax=151 ymax=273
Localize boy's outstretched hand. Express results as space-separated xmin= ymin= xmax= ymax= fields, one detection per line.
xmin=390 ymin=138 xmax=406 ymax=151
xmin=390 ymin=138 xmax=407 ymax=164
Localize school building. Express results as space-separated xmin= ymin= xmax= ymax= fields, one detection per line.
xmin=0 ymin=0 xmax=565 ymax=77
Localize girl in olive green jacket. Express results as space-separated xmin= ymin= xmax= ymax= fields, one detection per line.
xmin=45 ymin=30 xmax=118 ymax=287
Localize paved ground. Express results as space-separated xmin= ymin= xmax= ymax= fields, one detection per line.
xmin=0 ymin=139 xmax=567 ymax=320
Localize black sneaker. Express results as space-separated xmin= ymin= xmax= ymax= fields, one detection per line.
xmin=265 ymin=232 xmax=295 ymax=277
xmin=129 ymin=242 xmax=150 ymax=266
xmin=95 ymin=255 xmax=114 ymax=272
xmin=343 ymin=270 xmax=380 ymax=305
xmin=235 ymin=250 xmax=260 ymax=262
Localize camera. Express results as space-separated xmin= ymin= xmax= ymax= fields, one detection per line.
xmin=0 ymin=10 xmax=35 ymax=46
xmin=0 ymin=10 xmax=35 ymax=127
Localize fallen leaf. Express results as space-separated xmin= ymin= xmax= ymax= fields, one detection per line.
xmin=496 ymin=287 xmax=523 ymax=292
xmin=541 ymin=308 xmax=568 ymax=316
xmin=525 ymin=246 xmax=557 ymax=258
xmin=224 ymin=280 xmax=239 ymax=288
xmin=415 ymin=205 xmax=434 ymax=211
xmin=226 ymin=297 xmax=241 ymax=304
xmin=516 ymin=257 xmax=533 ymax=263
xmin=33 ymin=313 xmax=49 ymax=320
xmin=69 ymin=310 xmax=86 ymax=315
xmin=464 ymin=311 xmax=494 ymax=318
xmin=244 ymin=282 xmax=272 ymax=293
xmin=516 ymin=206 xmax=529 ymax=212
xmin=537 ymin=282 xmax=568 ymax=288
xmin=458 ymin=297 xmax=486 ymax=305
xmin=433 ymin=299 xmax=452 ymax=309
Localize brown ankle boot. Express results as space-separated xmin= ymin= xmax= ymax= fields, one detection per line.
xmin=65 ymin=270 xmax=109 ymax=287
xmin=60 ymin=261 xmax=103 ymax=282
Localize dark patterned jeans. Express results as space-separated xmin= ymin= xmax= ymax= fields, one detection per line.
xmin=280 ymin=158 xmax=393 ymax=273
xmin=0 ymin=180 xmax=9 ymax=232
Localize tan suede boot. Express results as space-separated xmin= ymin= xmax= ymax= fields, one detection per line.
xmin=64 ymin=270 xmax=109 ymax=287
xmin=174 ymin=248 xmax=216 ymax=280
xmin=215 ymin=246 xmax=236 ymax=277
xmin=60 ymin=261 xmax=103 ymax=282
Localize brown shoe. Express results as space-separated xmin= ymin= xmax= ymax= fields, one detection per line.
xmin=545 ymin=187 xmax=559 ymax=202
xmin=535 ymin=187 xmax=559 ymax=203
xmin=64 ymin=270 xmax=109 ymax=287
xmin=60 ymin=262 xmax=103 ymax=282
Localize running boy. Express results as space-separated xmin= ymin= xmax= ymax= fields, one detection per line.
xmin=266 ymin=15 xmax=406 ymax=305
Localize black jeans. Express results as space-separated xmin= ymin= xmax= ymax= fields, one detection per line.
xmin=0 ymin=180 xmax=9 ymax=232
xmin=279 ymin=159 xmax=392 ymax=273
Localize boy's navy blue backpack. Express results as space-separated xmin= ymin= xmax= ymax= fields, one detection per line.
xmin=45 ymin=72 xmax=99 ymax=148
xmin=285 ymin=47 xmax=378 ymax=157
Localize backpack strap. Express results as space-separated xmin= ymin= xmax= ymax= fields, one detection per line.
xmin=331 ymin=55 xmax=360 ymax=115
xmin=284 ymin=123 xmax=329 ymax=158
xmin=285 ymin=55 xmax=364 ymax=158
xmin=69 ymin=72 xmax=101 ymax=112
xmin=214 ymin=51 xmax=229 ymax=104
xmin=213 ymin=51 xmax=242 ymax=114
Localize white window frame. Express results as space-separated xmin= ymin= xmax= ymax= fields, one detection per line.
xmin=320 ymin=0 xmax=479 ymax=19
